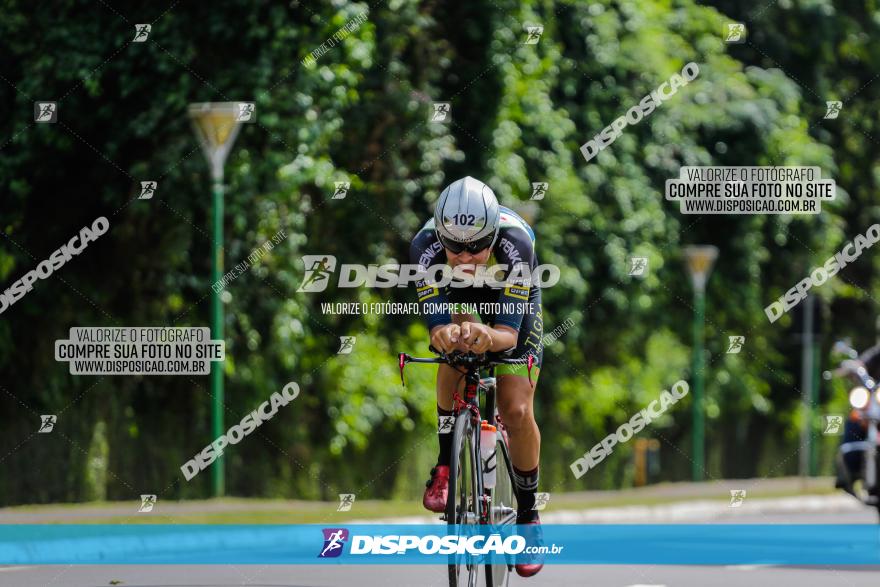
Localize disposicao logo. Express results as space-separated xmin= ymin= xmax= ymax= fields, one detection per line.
xmin=0 ymin=216 xmax=110 ymax=315
xmin=296 ymin=255 xmax=560 ymax=292
xmin=319 ymin=530 xmax=528 ymax=556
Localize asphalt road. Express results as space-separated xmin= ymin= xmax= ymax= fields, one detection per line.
xmin=3 ymin=506 xmax=879 ymax=586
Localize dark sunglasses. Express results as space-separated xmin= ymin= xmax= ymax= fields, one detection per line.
xmin=437 ymin=231 xmax=496 ymax=254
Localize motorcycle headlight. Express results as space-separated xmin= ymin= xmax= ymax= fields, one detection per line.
xmin=849 ymin=386 xmax=870 ymax=409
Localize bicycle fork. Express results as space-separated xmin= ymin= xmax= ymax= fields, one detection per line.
xmin=455 ymin=369 xmax=488 ymax=525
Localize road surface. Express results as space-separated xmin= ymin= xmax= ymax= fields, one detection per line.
xmin=3 ymin=498 xmax=878 ymax=586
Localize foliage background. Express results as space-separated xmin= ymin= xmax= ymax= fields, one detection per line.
xmin=1 ymin=0 xmax=878 ymax=504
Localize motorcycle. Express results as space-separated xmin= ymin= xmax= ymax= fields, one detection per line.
xmin=825 ymin=340 xmax=880 ymax=519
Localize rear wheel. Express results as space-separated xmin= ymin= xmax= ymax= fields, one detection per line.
xmin=447 ymin=413 xmax=480 ymax=587
xmin=485 ymin=427 xmax=516 ymax=586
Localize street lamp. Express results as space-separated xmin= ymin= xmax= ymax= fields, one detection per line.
xmin=189 ymin=102 xmax=243 ymax=497
xmin=683 ymin=245 xmax=719 ymax=482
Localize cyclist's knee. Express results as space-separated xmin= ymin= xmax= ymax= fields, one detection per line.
xmin=436 ymin=363 xmax=463 ymax=405
xmin=497 ymin=379 xmax=535 ymax=430
xmin=501 ymin=402 xmax=532 ymax=430
xmin=437 ymin=363 xmax=462 ymax=385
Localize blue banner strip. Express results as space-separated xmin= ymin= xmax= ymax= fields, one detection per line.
xmin=2 ymin=524 xmax=880 ymax=565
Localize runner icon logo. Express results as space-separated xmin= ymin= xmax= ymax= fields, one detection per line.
xmin=38 ymin=415 xmax=57 ymax=433
xmin=825 ymin=101 xmax=843 ymax=119
xmin=629 ymin=257 xmax=648 ymax=277
xmin=139 ymin=181 xmax=157 ymax=200
xmin=725 ymin=23 xmax=746 ymax=43
xmin=525 ymin=26 xmax=543 ymax=44
xmin=319 ymin=528 xmax=349 ymax=558
xmin=729 ymin=489 xmax=746 ymax=508
xmin=34 ymin=102 xmax=57 ymax=123
xmin=338 ymin=336 xmax=356 ymax=354
xmin=139 ymin=494 xmax=157 ymax=513
xmin=431 ymin=102 xmax=451 ymax=123
xmin=297 ymin=255 xmax=338 ymax=292
xmin=133 ymin=24 xmax=151 ymax=42
xmin=438 ymin=416 xmax=454 ymax=434
xmin=337 ymin=494 xmax=356 ymax=512
xmin=533 ymin=492 xmax=550 ymax=510
xmin=823 ymin=415 xmax=843 ymax=435
xmin=332 ymin=182 xmax=350 ymax=200
xmin=530 ymin=182 xmax=548 ymax=200
xmin=236 ymin=102 xmax=256 ymax=123
xmin=727 ymin=336 xmax=745 ymax=354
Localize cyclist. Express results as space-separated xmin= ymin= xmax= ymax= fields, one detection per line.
xmin=409 ymin=176 xmax=545 ymax=577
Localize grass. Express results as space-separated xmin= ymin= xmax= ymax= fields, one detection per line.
xmin=1 ymin=479 xmax=839 ymax=524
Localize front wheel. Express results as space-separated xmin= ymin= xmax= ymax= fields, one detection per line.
xmin=485 ymin=428 xmax=516 ymax=587
xmin=447 ymin=413 xmax=481 ymax=587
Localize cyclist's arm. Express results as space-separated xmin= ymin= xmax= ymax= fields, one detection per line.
xmin=437 ymin=316 xmax=517 ymax=353
xmin=485 ymin=324 xmax=517 ymax=352
xmin=453 ymin=314 xmax=517 ymax=353
xmin=409 ymin=230 xmax=451 ymax=330
xmin=492 ymin=226 xmax=537 ymax=332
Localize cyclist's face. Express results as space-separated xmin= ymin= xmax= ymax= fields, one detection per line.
xmin=445 ymin=247 xmax=491 ymax=273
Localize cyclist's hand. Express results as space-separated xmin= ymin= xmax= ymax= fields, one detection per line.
xmin=460 ymin=322 xmax=493 ymax=354
xmin=430 ymin=324 xmax=462 ymax=354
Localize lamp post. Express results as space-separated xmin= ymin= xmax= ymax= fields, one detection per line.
xmin=189 ymin=103 xmax=243 ymax=497
xmin=683 ymin=245 xmax=719 ymax=482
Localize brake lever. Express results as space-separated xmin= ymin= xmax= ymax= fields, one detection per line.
xmin=398 ymin=353 xmax=408 ymax=386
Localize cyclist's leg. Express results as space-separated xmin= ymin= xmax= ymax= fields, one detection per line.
xmin=435 ymin=311 xmax=475 ymax=457
xmin=437 ymin=285 xmax=484 ymax=412
xmin=423 ymin=360 xmax=468 ymax=512
xmin=423 ymin=331 xmax=471 ymax=512
xmin=425 ymin=289 xmax=489 ymax=512
xmin=499 ymin=380 xmax=544 ymax=578
xmin=495 ymin=302 xmax=545 ymax=577
xmin=495 ymin=298 xmax=543 ymax=518
xmin=496 ymin=374 xmax=540 ymax=507
xmin=436 ymin=362 xmax=466 ymax=412
xmin=433 ymin=286 xmax=481 ymax=466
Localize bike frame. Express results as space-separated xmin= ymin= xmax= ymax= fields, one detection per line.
xmin=399 ymin=349 xmax=534 ymax=586
xmin=398 ymin=349 xmax=535 ymax=523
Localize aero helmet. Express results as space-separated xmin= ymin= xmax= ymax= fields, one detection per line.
xmin=433 ymin=176 xmax=500 ymax=253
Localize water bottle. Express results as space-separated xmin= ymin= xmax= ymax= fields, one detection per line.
xmin=480 ymin=421 xmax=497 ymax=489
